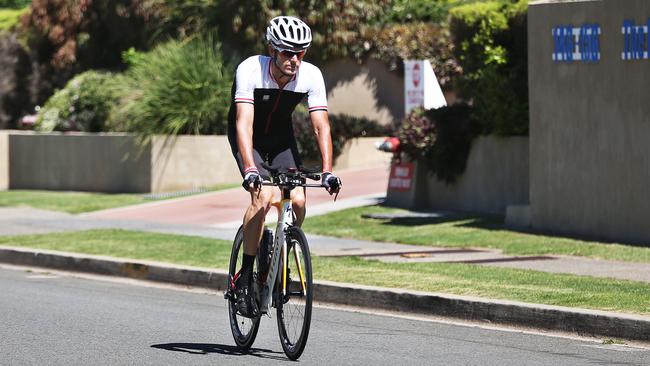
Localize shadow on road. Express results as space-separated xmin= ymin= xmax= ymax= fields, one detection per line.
xmin=151 ymin=343 xmax=287 ymax=360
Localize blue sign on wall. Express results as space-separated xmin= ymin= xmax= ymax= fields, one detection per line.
xmin=622 ymin=19 xmax=649 ymax=60
xmin=552 ymin=24 xmax=601 ymax=63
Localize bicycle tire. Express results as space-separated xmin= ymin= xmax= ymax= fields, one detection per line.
xmin=227 ymin=225 xmax=261 ymax=350
xmin=276 ymin=226 xmax=313 ymax=360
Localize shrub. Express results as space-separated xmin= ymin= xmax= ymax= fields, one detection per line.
xmin=366 ymin=22 xmax=461 ymax=87
xmin=384 ymin=0 xmax=454 ymax=24
xmin=24 ymin=0 xmax=151 ymax=70
xmin=292 ymin=106 xmax=391 ymax=166
xmin=111 ymin=33 xmax=233 ymax=136
xmin=0 ymin=0 xmax=31 ymax=8
xmin=397 ymin=105 xmax=479 ymax=183
xmin=35 ymin=70 xmax=122 ymax=132
xmin=449 ymin=0 xmax=528 ymax=135
xmin=212 ymin=0 xmax=390 ymax=62
xmin=0 ymin=7 xmax=27 ymax=31
xmin=0 ymin=32 xmax=31 ymax=129
xmin=396 ymin=108 xmax=436 ymax=163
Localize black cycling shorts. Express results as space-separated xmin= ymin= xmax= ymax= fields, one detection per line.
xmin=232 ymin=145 xmax=303 ymax=181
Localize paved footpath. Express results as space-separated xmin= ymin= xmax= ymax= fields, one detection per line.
xmin=84 ymin=166 xmax=390 ymax=226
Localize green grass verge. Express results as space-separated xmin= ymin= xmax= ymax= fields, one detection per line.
xmin=0 ymin=185 xmax=238 ymax=214
xmin=302 ymin=205 xmax=650 ymax=263
xmin=1 ymin=229 xmax=649 ymax=315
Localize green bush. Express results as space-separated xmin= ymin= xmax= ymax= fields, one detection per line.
xmin=111 ymin=33 xmax=233 ymax=136
xmin=0 ymin=7 xmax=26 ymax=31
xmin=0 ymin=0 xmax=31 ymax=8
xmin=292 ymin=107 xmax=391 ymax=166
xmin=397 ymin=105 xmax=479 ymax=183
xmin=366 ymin=22 xmax=460 ymax=87
xmin=383 ymin=0 xmax=489 ymax=24
xmin=449 ymin=0 xmax=528 ymax=135
xmin=35 ymin=71 xmax=122 ymax=132
xmin=24 ymin=0 xmax=151 ymax=70
xmin=0 ymin=32 xmax=31 ymax=129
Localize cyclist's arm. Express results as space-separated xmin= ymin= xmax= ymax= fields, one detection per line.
xmin=236 ymin=103 xmax=257 ymax=171
xmin=310 ymin=110 xmax=333 ymax=173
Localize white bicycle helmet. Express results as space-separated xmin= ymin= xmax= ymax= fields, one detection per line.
xmin=266 ymin=16 xmax=312 ymax=51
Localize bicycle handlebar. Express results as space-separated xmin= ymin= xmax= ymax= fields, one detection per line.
xmin=261 ymin=163 xmax=322 ymax=184
xmin=259 ymin=162 xmax=339 ymax=200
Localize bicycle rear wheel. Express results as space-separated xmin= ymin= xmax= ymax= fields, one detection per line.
xmin=227 ymin=226 xmax=261 ymax=350
xmin=276 ymin=226 xmax=313 ymax=360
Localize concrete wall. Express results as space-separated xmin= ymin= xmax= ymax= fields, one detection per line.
xmin=386 ymin=136 xmax=529 ymax=215
xmin=333 ymin=137 xmax=392 ymax=171
xmin=0 ymin=131 xmax=8 ymax=190
xmin=322 ymin=59 xmax=404 ymax=126
xmin=9 ymin=132 xmax=151 ymax=192
xmin=529 ymin=0 xmax=650 ymax=243
xmin=3 ymin=132 xmax=387 ymax=193
xmin=150 ymin=135 xmax=240 ymax=192
xmin=322 ymin=58 xmax=456 ymax=125
xmin=424 ymin=136 xmax=529 ymax=214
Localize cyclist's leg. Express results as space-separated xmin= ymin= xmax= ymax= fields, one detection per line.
xmin=242 ymin=186 xmax=274 ymax=254
xmin=291 ymin=187 xmax=306 ymax=227
xmin=270 ymin=146 xmax=306 ymax=226
xmin=232 ymin=148 xmax=273 ymax=317
xmin=233 ymin=148 xmax=273 ymax=255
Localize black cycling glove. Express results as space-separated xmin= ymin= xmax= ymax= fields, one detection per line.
xmin=242 ymin=169 xmax=262 ymax=191
xmin=322 ymin=172 xmax=342 ymax=195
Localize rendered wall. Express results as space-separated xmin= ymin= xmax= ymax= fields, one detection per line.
xmin=322 ymin=59 xmax=404 ymax=126
xmin=5 ymin=132 xmax=387 ymax=193
xmin=333 ymin=137 xmax=392 ymax=171
xmin=386 ymin=136 xmax=529 ymax=215
xmin=0 ymin=131 xmax=8 ymax=190
xmin=529 ymin=0 xmax=650 ymax=243
xmin=150 ymin=135 xmax=240 ymax=193
xmin=323 ymin=58 xmax=456 ymax=126
xmin=9 ymin=132 xmax=151 ymax=192
xmin=424 ymin=136 xmax=529 ymax=214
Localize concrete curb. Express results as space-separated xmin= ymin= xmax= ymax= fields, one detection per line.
xmin=1 ymin=245 xmax=649 ymax=342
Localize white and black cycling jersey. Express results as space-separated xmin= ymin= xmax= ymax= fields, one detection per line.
xmin=227 ymin=55 xmax=328 ymax=153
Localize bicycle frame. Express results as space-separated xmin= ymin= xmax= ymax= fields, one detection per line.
xmin=258 ymin=188 xmax=308 ymax=314
xmin=259 ymin=195 xmax=290 ymax=313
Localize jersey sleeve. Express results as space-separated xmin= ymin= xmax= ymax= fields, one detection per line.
xmin=233 ymin=57 xmax=258 ymax=105
xmin=307 ymin=66 xmax=328 ymax=113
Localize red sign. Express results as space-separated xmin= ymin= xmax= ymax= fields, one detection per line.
xmin=412 ymin=63 xmax=421 ymax=87
xmin=388 ymin=163 xmax=414 ymax=191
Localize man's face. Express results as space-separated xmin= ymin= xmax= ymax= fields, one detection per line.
xmin=272 ymin=47 xmax=306 ymax=76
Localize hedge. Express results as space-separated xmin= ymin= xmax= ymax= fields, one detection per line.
xmin=449 ymin=0 xmax=529 ymax=136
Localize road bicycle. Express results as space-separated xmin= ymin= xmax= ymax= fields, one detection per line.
xmin=224 ymin=164 xmax=330 ymax=360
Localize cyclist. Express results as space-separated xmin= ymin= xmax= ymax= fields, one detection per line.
xmin=227 ymin=15 xmax=341 ymax=318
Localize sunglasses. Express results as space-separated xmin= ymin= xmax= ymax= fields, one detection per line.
xmin=277 ymin=49 xmax=306 ymax=59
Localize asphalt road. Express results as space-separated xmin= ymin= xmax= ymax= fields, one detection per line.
xmin=2 ymin=265 xmax=649 ymax=366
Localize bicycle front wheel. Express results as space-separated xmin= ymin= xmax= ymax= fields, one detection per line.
xmin=227 ymin=226 xmax=261 ymax=350
xmin=276 ymin=226 xmax=313 ymax=360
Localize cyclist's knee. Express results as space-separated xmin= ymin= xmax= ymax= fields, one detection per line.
xmin=291 ymin=189 xmax=306 ymax=209
xmin=250 ymin=187 xmax=274 ymax=210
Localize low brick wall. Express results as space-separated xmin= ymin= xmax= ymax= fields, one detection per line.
xmin=0 ymin=131 xmax=388 ymax=193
